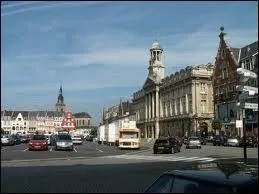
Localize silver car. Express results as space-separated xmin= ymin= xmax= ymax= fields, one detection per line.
xmin=186 ymin=137 xmax=201 ymax=149
xmin=1 ymin=135 xmax=15 ymax=146
xmin=55 ymin=134 xmax=73 ymax=151
xmin=227 ymin=137 xmax=240 ymax=147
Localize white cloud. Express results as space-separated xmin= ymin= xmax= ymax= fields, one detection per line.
xmin=4 ymin=27 xmax=257 ymax=95
xmin=1 ymin=1 xmax=109 ymax=17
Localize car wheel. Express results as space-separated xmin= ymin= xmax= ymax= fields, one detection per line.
xmin=186 ymin=146 xmax=188 ymax=149
xmin=153 ymin=150 xmax=157 ymax=154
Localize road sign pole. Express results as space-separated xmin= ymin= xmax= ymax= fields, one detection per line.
xmin=242 ymin=108 xmax=247 ymax=163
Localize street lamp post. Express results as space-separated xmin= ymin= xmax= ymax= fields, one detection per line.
xmin=236 ymin=68 xmax=257 ymax=163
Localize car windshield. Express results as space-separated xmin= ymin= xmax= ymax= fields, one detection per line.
xmin=156 ymin=139 xmax=168 ymax=144
xmin=189 ymin=137 xmax=199 ymax=141
xmin=58 ymin=135 xmax=72 ymax=140
xmin=32 ymin=135 xmax=46 ymax=140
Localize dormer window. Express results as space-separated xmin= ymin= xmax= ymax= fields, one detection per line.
xmin=18 ymin=118 xmax=21 ymax=121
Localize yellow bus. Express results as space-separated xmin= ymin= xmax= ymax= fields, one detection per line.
xmin=118 ymin=127 xmax=140 ymax=149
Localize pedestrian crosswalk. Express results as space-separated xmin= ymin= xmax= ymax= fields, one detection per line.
xmin=103 ymin=154 xmax=216 ymax=163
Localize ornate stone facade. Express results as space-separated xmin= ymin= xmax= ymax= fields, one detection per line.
xmin=132 ymin=41 xmax=214 ymax=139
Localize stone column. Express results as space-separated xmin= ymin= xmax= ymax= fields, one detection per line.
xmin=147 ymin=94 xmax=150 ymax=120
xmin=145 ymin=125 xmax=148 ymax=139
xmin=156 ymin=90 xmax=159 ymax=118
xmin=152 ymin=92 xmax=155 ymax=118
xmin=148 ymin=93 xmax=152 ymax=119
xmin=155 ymin=88 xmax=160 ymax=139
xmin=145 ymin=95 xmax=148 ymax=120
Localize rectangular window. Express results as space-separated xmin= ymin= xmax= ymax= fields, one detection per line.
xmin=200 ymin=83 xmax=206 ymax=93
xmin=201 ymin=100 xmax=206 ymax=113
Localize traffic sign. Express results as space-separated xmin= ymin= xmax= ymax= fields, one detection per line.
xmin=237 ymin=68 xmax=257 ymax=78
xmin=243 ymin=103 xmax=258 ymax=111
xmin=236 ymin=85 xmax=258 ymax=94
xmin=235 ymin=120 xmax=242 ymax=128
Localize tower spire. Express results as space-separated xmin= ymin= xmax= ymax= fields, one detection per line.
xmin=59 ymin=85 xmax=63 ymax=94
xmin=56 ymin=85 xmax=65 ymax=113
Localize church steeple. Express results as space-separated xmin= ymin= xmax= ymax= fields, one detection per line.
xmin=56 ymin=85 xmax=65 ymax=113
xmin=59 ymin=85 xmax=63 ymax=95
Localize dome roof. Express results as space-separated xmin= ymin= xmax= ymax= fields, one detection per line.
xmin=151 ymin=41 xmax=161 ymax=49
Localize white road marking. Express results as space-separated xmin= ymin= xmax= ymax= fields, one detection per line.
xmin=73 ymin=148 xmax=78 ymax=152
xmin=22 ymin=148 xmax=28 ymax=152
xmin=96 ymin=148 xmax=103 ymax=152
xmin=49 ymin=147 xmax=53 ymax=152
xmin=103 ymin=154 xmax=217 ymax=163
xmin=1 ymin=148 xmax=7 ymax=151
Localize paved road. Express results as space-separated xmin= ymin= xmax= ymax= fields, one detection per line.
xmin=1 ymin=156 xmax=258 ymax=193
xmin=1 ymin=142 xmax=258 ymax=193
xmin=1 ymin=141 xmax=150 ymax=161
xmin=107 ymin=144 xmax=258 ymax=163
xmin=1 ymin=142 xmax=258 ymax=163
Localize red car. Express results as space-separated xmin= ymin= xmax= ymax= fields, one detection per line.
xmin=28 ymin=135 xmax=48 ymax=151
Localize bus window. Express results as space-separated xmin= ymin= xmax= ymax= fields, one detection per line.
xmin=120 ymin=132 xmax=138 ymax=139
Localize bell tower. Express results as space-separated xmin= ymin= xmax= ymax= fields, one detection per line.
xmin=148 ymin=40 xmax=165 ymax=82
xmin=55 ymin=85 xmax=65 ymax=113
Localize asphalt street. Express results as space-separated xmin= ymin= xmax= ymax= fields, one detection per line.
xmin=1 ymin=156 xmax=258 ymax=193
xmin=1 ymin=142 xmax=258 ymax=193
xmin=1 ymin=141 xmax=258 ymax=162
xmin=1 ymin=141 xmax=149 ymax=161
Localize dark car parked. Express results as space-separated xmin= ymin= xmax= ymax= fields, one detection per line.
xmin=153 ymin=137 xmax=181 ymax=154
xmin=145 ymin=163 xmax=258 ymax=193
xmin=19 ymin=135 xmax=30 ymax=143
xmin=212 ymin=135 xmax=227 ymax=146
xmin=11 ymin=135 xmax=21 ymax=145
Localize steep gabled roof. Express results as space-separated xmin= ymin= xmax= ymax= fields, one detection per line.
xmin=37 ymin=111 xmax=47 ymax=117
xmin=3 ymin=111 xmax=13 ymax=117
xmin=74 ymin=112 xmax=91 ymax=118
xmin=239 ymin=41 xmax=258 ymax=61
